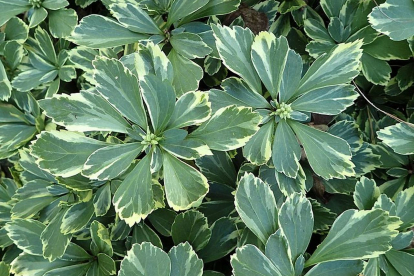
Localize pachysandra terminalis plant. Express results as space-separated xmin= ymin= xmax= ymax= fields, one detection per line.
xmin=1 ymin=0 xmax=414 ymax=275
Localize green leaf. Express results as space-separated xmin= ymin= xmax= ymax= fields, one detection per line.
xmin=295 ymin=40 xmax=362 ymax=96
xmin=289 ymin=121 xmax=355 ymax=180
xmin=5 ymin=219 xmax=45 ymax=256
xmin=0 ymin=262 xmax=9 ymax=276
xmin=140 ymin=75 xmax=176 ymax=133
xmin=0 ymin=124 xmax=37 ymax=159
xmin=121 ymin=42 xmax=173 ymax=82
xmin=170 ymin=32 xmax=212 ymax=59
xmin=353 ymin=176 xmax=380 ymax=210
xmin=279 ymin=193 xmax=313 ymax=261
xmin=251 ymin=32 xmax=292 ymax=99
xmin=0 ymin=61 xmax=11 ymax=101
xmin=189 ymin=105 xmax=261 ymax=151
xmin=363 ymin=35 xmax=412 ymax=61
xmin=304 ymin=18 xmax=332 ymax=42
xmin=71 ymin=15 xmax=149 ymax=48
xmin=395 ymin=186 xmax=414 ymax=229
xmin=231 ymin=245 xmax=282 ymax=276
xmin=39 ymin=91 xmax=131 ymax=133
xmin=195 ymin=151 xmax=237 ymax=187
xmin=168 ymin=91 xmax=211 ymax=129
xmin=119 ymin=242 xmax=170 ymax=276
xmin=48 ymin=9 xmax=77 ymax=38
xmin=208 ymin=80 xmax=270 ymax=113
xmin=363 ymin=258 xmax=380 ymax=276
xmin=12 ymin=69 xmax=55 ymax=92
xmin=0 ymin=0 xmax=29 ymax=26
xmin=60 ymin=200 xmax=94 ymax=234
xmin=29 ymin=8 xmax=47 ymax=28
xmin=169 ymin=242 xmax=203 ymax=276
xmin=243 ymin=120 xmax=274 ymax=165
xmin=377 ymin=123 xmax=414 ymax=155
xmin=163 ymin=151 xmax=209 ymax=211
xmin=368 ymin=0 xmax=414 ymax=41
xmin=90 ymin=221 xmax=113 ymax=256
xmin=167 ymin=0 xmax=208 ymax=27
xmin=110 ymin=2 xmax=161 ymax=34
xmin=361 ymin=53 xmax=391 ymax=85
xmin=304 ymin=260 xmax=364 ymax=276
xmin=113 ymin=155 xmax=154 ymax=226
xmin=41 ymin=209 xmax=71 ymax=261
xmin=93 ymin=56 xmax=147 ymax=129
xmin=83 ymin=143 xmax=143 ymax=180
xmin=171 ymin=210 xmax=211 ymax=252
xmin=42 ymin=0 xmax=69 ymax=10
xmin=168 ymin=49 xmax=203 ymax=96
xmin=94 ymin=253 xmax=116 ymax=276
xmin=272 ymin=120 xmax=302 ymax=178
xmin=59 ymin=66 xmax=76 ymax=82
xmin=384 ymin=249 xmax=414 ymax=275
xmin=396 ymin=63 xmax=414 ymax=91
xmin=160 ymin=130 xmax=211 ymax=160
xmin=290 ymin=85 xmax=358 ymax=115
xmin=31 ymin=131 xmax=108 ymax=178
xmin=265 ymin=231 xmax=295 ymax=276
xmin=305 ymin=209 xmax=401 ymax=266
xmin=221 ymin=77 xmax=271 ymax=109
xmin=212 ymin=25 xmax=261 ymax=93
xmin=148 ymin=208 xmax=177 ymax=237
xmin=179 ymin=0 xmax=240 ymax=25
xmin=131 ymin=222 xmax=162 ymax=249
xmin=235 ymin=173 xmax=278 ymax=244
xmin=11 ymin=181 xmax=56 ymax=219
xmin=198 ymin=217 xmax=237 ymax=263
xmin=4 ymin=16 xmax=28 ymax=43
xmin=320 ymin=0 xmax=347 ymax=18
xmin=391 ymin=231 xmax=413 ymax=250
xmin=93 ymin=184 xmax=111 ymax=217
xmin=33 ymin=27 xmax=57 ymax=63
xmin=278 ymin=0 xmax=306 ymax=14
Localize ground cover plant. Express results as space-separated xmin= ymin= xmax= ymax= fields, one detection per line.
xmin=0 ymin=0 xmax=414 ymax=275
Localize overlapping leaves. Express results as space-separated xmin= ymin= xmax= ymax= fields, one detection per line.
xmin=211 ymin=25 xmax=362 ymax=181
xmin=33 ymin=42 xmax=260 ymax=226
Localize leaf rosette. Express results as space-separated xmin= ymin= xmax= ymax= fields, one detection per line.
xmin=210 ymin=25 xmax=363 ymax=184
xmin=33 ymin=42 xmax=260 ymax=226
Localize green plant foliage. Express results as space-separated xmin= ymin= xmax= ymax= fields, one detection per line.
xmin=1 ymin=1 xmax=414 ymax=275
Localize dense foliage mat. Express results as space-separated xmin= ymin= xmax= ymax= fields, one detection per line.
xmin=1 ymin=0 xmax=414 ymax=275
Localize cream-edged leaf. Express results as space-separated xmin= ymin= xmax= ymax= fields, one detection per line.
xmin=83 ymin=143 xmax=143 ymax=180
xmin=235 ymin=173 xmax=278 ymax=244
xmin=167 ymin=91 xmax=211 ymax=129
xmin=39 ymin=91 xmax=132 ymax=133
xmin=163 ymin=151 xmax=209 ymax=211
xmin=93 ymin=56 xmax=148 ymax=129
xmin=189 ymin=106 xmax=261 ymax=151
xmin=289 ymin=121 xmax=355 ymax=180
xmin=272 ymin=120 xmax=302 ymax=178
xmin=295 ymin=41 xmax=362 ymax=97
xmin=306 ymin=209 xmax=401 ymax=266
xmin=368 ymin=0 xmax=414 ymax=41
xmin=212 ymin=25 xmax=261 ymax=93
xmin=119 ymin=242 xmax=170 ymax=276
xmin=243 ymin=121 xmax=274 ymax=165
xmin=113 ymin=155 xmax=154 ymax=226
xmin=377 ymin=123 xmax=414 ymax=155
xmin=30 ymin=131 xmax=108 ymax=178
xmin=70 ymin=15 xmax=149 ymax=48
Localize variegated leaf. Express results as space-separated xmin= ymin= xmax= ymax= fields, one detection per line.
xmin=235 ymin=173 xmax=278 ymax=244
xmin=113 ymin=155 xmax=154 ymax=226
xmin=305 ymin=209 xmax=401 ymax=266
